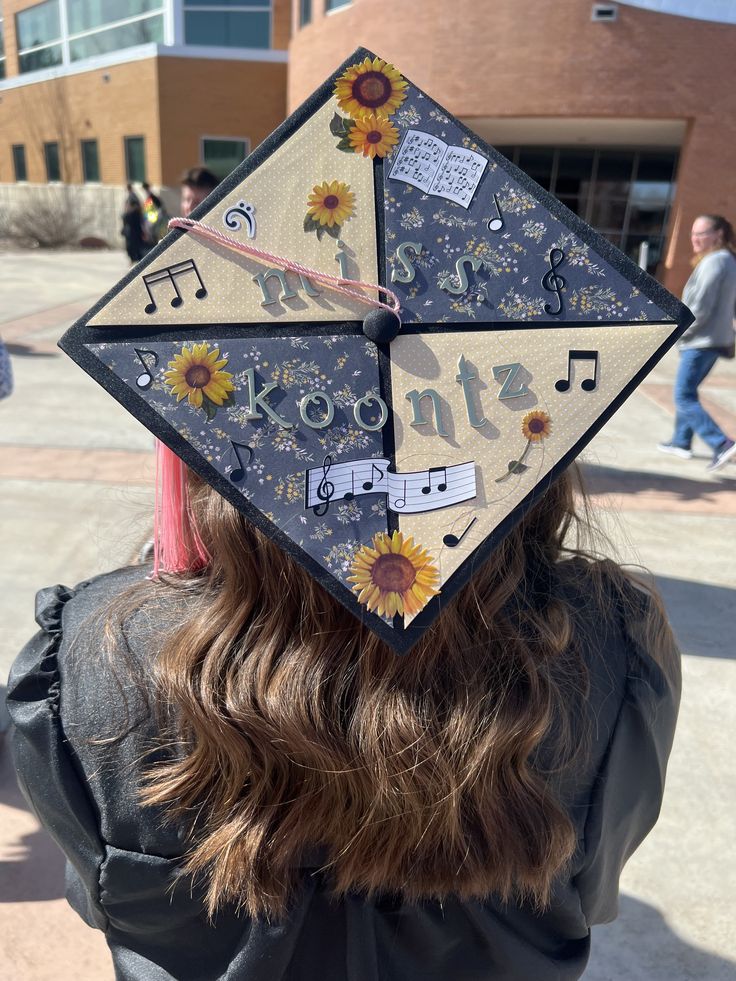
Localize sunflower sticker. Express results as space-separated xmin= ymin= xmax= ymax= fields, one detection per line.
xmin=304 ymin=180 xmax=356 ymax=240
xmin=334 ymin=57 xmax=407 ymax=120
xmin=164 ymin=342 xmax=235 ymax=420
xmin=348 ymin=531 xmax=440 ymax=620
xmin=496 ymin=411 xmax=553 ymax=483
xmin=330 ymin=111 xmax=400 ymax=159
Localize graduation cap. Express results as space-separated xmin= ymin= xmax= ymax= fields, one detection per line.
xmin=60 ymin=48 xmax=692 ymax=654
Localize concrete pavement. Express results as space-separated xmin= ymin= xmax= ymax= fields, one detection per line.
xmin=1 ymin=249 xmax=734 ymax=979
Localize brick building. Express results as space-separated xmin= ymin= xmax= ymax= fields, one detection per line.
xmin=1 ymin=0 xmax=734 ymax=292
xmin=290 ymin=0 xmax=736 ymax=294
xmin=0 ymin=0 xmax=290 ymax=241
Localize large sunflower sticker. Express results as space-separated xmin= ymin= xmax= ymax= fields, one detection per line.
xmin=334 ymin=57 xmax=407 ymax=120
xmin=164 ymin=342 xmax=235 ymax=420
xmin=348 ymin=530 xmax=440 ymax=619
xmin=304 ymin=180 xmax=355 ymax=240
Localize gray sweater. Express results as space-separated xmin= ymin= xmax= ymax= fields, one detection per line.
xmin=680 ymin=248 xmax=736 ymax=351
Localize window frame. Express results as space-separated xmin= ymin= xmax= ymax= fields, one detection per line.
xmin=183 ymin=1 xmax=272 ymax=48
xmin=200 ymin=135 xmax=250 ymax=180
xmin=43 ymin=140 xmax=62 ymax=182
xmin=0 ymin=11 xmax=6 ymax=81
xmin=66 ymin=4 xmax=164 ymax=63
xmin=12 ymin=144 xmax=28 ymax=183
xmin=80 ymin=138 xmax=101 ymax=183
xmin=15 ymin=0 xmax=64 ymax=74
xmin=123 ymin=134 xmax=147 ymax=183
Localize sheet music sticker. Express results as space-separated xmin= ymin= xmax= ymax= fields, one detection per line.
xmin=60 ymin=48 xmax=693 ymax=653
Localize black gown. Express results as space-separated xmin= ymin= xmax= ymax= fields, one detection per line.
xmin=6 ymin=563 xmax=679 ymax=980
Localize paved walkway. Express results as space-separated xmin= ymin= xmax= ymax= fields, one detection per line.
xmin=0 ymin=250 xmax=734 ymax=979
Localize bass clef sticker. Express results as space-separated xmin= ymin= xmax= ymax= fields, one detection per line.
xmin=223 ymin=201 xmax=256 ymax=238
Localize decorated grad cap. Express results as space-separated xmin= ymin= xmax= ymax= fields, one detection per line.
xmin=60 ymin=48 xmax=693 ymax=654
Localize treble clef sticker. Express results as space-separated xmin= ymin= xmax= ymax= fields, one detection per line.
xmin=541 ymin=247 xmax=566 ymax=315
xmin=313 ymin=455 xmax=335 ymax=517
xmin=223 ymin=201 xmax=256 ymax=238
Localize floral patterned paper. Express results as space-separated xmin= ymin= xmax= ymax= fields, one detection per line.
xmin=383 ymin=82 xmax=671 ymax=326
xmin=89 ymin=335 xmax=389 ymax=594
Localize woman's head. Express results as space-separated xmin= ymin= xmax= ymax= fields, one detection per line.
xmin=691 ymin=214 xmax=734 ymax=256
xmin=139 ymin=463 xmax=619 ymax=919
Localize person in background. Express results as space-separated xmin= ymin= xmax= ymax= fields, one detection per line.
xmin=658 ymin=214 xmax=736 ymax=472
xmin=120 ymin=195 xmax=149 ymax=265
xmin=142 ymin=181 xmax=169 ymax=245
xmin=180 ymin=166 xmax=219 ymax=218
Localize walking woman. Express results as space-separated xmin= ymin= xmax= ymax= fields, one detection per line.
xmin=658 ymin=214 xmax=736 ymax=471
xmin=7 ymin=457 xmax=679 ymax=981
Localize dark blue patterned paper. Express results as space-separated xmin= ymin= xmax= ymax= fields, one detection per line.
xmin=383 ymin=83 xmax=671 ymax=326
xmin=89 ymin=335 xmax=389 ymax=590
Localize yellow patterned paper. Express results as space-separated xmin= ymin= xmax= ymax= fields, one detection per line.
xmin=390 ymin=323 xmax=675 ymax=618
xmin=90 ymin=100 xmax=378 ymax=328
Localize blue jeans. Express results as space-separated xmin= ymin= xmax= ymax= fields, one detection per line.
xmin=672 ymin=347 xmax=727 ymax=450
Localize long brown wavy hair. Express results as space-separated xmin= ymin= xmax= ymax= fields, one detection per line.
xmin=137 ymin=467 xmax=672 ymax=921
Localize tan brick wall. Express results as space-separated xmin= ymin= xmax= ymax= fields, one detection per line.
xmin=288 ymin=0 xmax=736 ymax=293
xmin=156 ymin=58 xmax=287 ymax=186
xmin=272 ymin=0 xmax=292 ymax=50
xmin=0 ymin=58 xmax=161 ymax=184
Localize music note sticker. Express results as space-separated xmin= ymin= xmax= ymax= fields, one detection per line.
xmin=227 ymin=440 xmax=253 ymax=483
xmin=362 ymin=462 xmax=385 ymax=492
xmin=555 ymin=350 xmax=599 ymax=393
xmin=133 ymin=348 xmax=158 ymax=390
xmin=391 ymin=480 xmax=408 ymax=510
xmin=223 ymin=201 xmax=256 ymax=238
xmin=541 ymin=248 xmax=566 ymax=316
xmin=304 ymin=459 xmax=475 ymax=514
xmin=443 ymin=517 xmax=477 ymax=548
xmin=313 ymin=455 xmax=335 ymax=516
xmin=487 ymin=193 xmax=504 ymax=232
xmin=421 ymin=466 xmax=448 ymax=495
xmin=143 ymin=259 xmax=207 ymax=315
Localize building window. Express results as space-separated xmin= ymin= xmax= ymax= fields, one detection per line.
xmin=124 ymin=135 xmax=146 ymax=182
xmin=44 ymin=141 xmax=61 ymax=181
xmin=12 ymin=145 xmax=28 ymax=182
xmin=81 ymin=139 xmax=100 ymax=182
xmin=184 ymin=1 xmax=271 ymax=48
xmin=67 ymin=1 xmax=164 ymax=62
xmin=325 ymin=0 xmax=351 ymax=10
xmin=0 ymin=11 xmax=6 ymax=81
xmin=299 ymin=0 xmax=312 ymax=26
xmin=67 ymin=0 xmax=162 ymax=34
xmin=496 ymin=146 xmax=678 ymax=276
xmin=202 ymin=137 xmax=249 ymax=180
xmin=16 ymin=0 xmax=63 ymax=73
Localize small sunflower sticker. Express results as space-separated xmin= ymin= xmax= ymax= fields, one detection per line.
xmin=348 ymin=114 xmax=400 ymax=159
xmin=348 ymin=530 xmax=440 ymax=620
xmin=496 ymin=411 xmax=553 ymax=483
xmin=304 ymin=180 xmax=355 ymax=240
xmin=334 ymin=56 xmax=407 ymax=120
xmin=164 ymin=343 xmax=235 ymax=420
xmin=521 ymin=410 xmax=552 ymax=442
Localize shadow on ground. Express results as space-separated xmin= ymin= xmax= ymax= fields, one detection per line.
xmin=5 ymin=342 xmax=58 ymax=358
xmin=586 ymin=894 xmax=736 ymax=980
xmin=581 ymin=462 xmax=736 ymax=500
xmin=0 ymin=734 xmax=66 ymax=902
xmin=653 ymin=575 xmax=735 ymax=660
